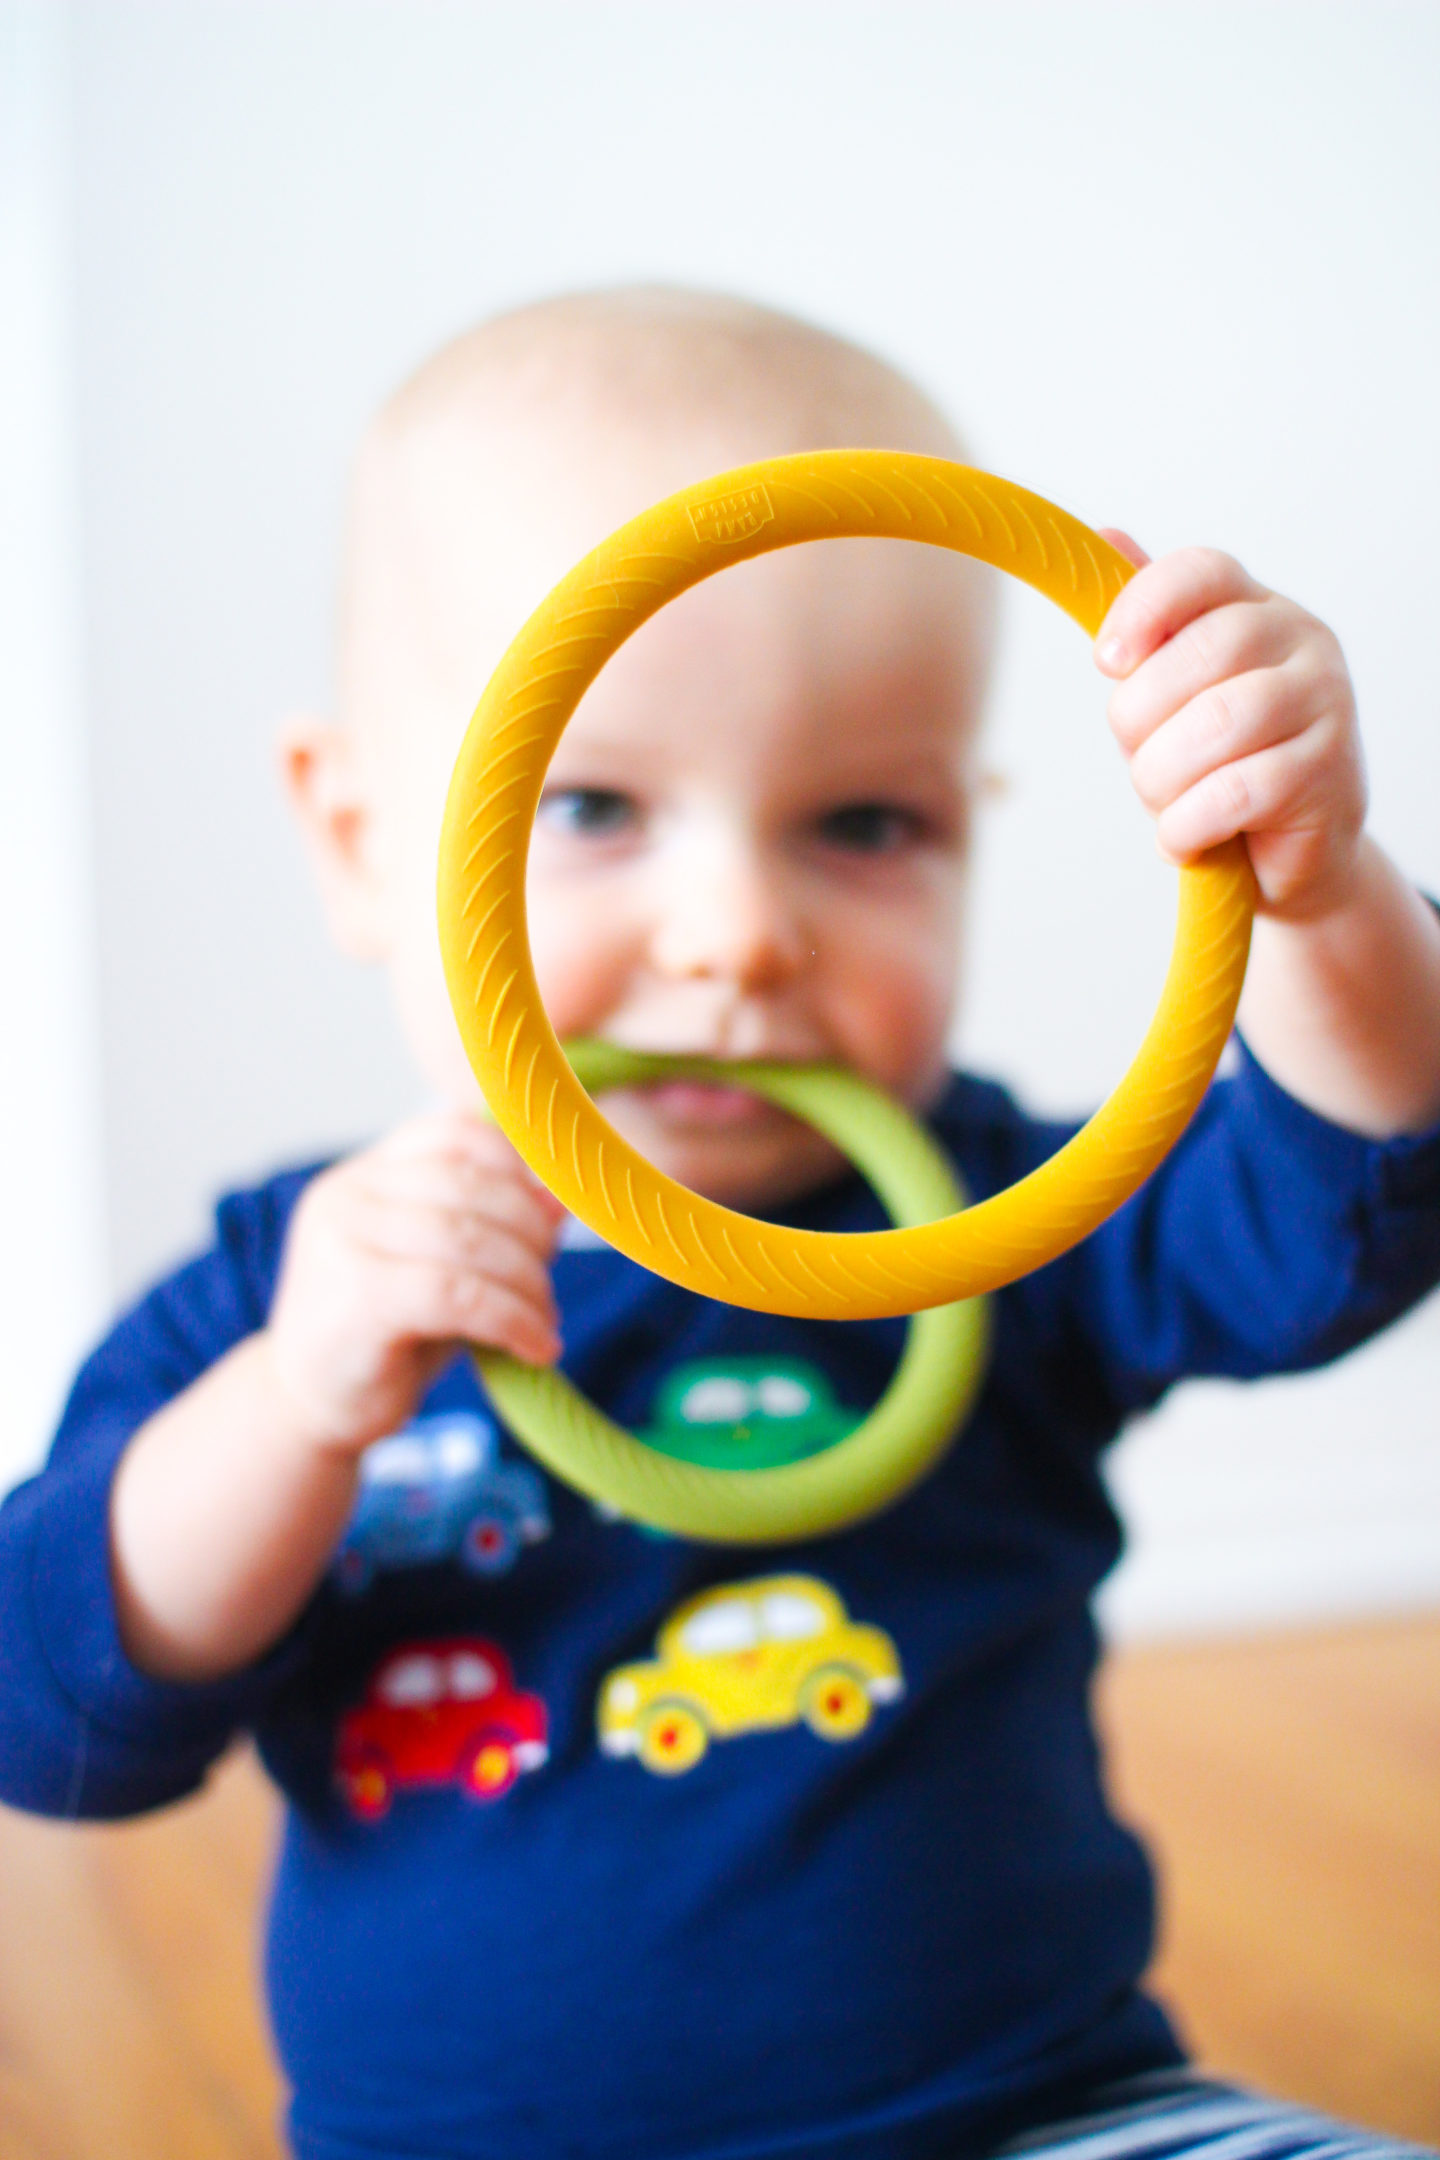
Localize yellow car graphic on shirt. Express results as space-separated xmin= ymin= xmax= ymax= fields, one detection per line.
xmin=597 ymin=1574 xmax=904 ymax=1775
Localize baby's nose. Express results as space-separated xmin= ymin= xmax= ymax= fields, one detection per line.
xmin=649 ymin=828 xmax=804 ymax=991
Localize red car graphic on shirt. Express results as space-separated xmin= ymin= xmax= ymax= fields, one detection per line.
xmin=335 ymin=1637 xmax=549 ymax=1820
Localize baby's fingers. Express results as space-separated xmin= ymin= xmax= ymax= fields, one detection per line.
xmin=384 ymin=1255 xmax=561 ymax=1367
xmin=1151 ymin=731 xmax=1327 ymax=864
xmin=359 ymin=1150 xmax=565 ymax=1262
xmin=374 ymin=1110 xmax=565 ymax=1206
xmin=350 ymin=1198 xmax=560 ymax=1312
xmin=1096 ymin=547 xmax=1264 ymax=680
xmin=1106 ymin=598 xmax=1298 ymax=757
xmin=330 ymin=1166 xmax=561 ymax=1356
xmin=1125 ymin=659 xmax=1322 ymax=815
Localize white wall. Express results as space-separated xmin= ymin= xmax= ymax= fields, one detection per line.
xmin=16 ymin=2 xmax=1440 ymax=1628
xmin=0 ymin=5 xmax=107 ymax=1487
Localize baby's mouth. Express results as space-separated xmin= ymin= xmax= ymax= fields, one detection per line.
xmin=627 ymin=1077 xmax=773 ymax=1129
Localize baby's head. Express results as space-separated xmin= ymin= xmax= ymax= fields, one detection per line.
xmin=284 ymin=288 xmax=995 ymax=1208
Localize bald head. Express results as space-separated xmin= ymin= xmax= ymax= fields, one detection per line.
xmin=289 ymin=288 xmax=996 ymax=1123
xmin=371 ymin=285 xmax=962 ymax=469
xmin=338 ymin=286 xmax=987 ymax=737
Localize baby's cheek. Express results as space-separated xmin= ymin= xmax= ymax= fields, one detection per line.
xmin=529 ymin=908 xmax=629 ymax=1040
xmin=830 ymin=922 xmax=959 ymax=1098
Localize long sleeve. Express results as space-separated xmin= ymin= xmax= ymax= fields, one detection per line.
xmin=1029 ymin=1037 xmax=1440 ymax=1427
xmin=0 ymin=1165 xmax=318 ymax=1818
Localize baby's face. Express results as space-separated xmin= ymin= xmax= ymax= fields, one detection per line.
xmin=525 ymin=537 xmax=983 ymax=1206
xmin=315 ymin=442 xmax=989 ymax=1211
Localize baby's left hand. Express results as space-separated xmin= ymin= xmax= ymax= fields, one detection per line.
xmin=1095 ymin=537 xmax=1367 ymax=921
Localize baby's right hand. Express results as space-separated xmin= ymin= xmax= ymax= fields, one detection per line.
xmin=266 ymin=1111 xmax=566 ymax=1457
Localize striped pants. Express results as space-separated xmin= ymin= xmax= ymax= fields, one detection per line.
xmin=995 ymin=2071 xmax=1438 ymax=2160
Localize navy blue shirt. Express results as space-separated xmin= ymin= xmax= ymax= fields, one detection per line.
xmin=3 ymin=1050 xmax=1439 ymax=2159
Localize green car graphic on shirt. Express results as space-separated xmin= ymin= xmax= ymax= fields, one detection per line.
xmin=636 ymin=1356 xmax=860 ymax=1470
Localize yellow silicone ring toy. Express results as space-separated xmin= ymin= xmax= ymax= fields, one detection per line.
xmin=439 ymin=451 xmax=1256 ymax=1321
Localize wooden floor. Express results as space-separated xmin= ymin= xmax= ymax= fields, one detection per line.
xmin=1095 ymin=1616 xmax=1440 ymax=2142
xmin=0 ymin=1617 xmax=1435 ymax=2158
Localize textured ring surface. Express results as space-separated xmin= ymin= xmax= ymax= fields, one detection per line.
xmin=439 ymin=451 xmax=1255 ymax=1320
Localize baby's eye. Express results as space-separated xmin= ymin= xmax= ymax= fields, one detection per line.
xmin=537 ymin=786 xmax=639 ymax=839
xmin=814 ymin=802 xmax=926 ymax=854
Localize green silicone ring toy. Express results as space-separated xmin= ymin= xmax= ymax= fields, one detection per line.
xmin=475 ymin=1038 xmax=988 ymax=1543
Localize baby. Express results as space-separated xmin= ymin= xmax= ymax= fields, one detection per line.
xmin=3 ymin=288 xmax=1440 ymax=2160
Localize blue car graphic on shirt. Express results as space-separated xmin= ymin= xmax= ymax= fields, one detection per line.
xmin=333 ymin=1412 xmax=550 ymax=1594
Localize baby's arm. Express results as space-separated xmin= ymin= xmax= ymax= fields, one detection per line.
xmin=1097 ymin=541 xmax=1440 ymax=1138
xmin=109 ymin=1112 xmax=564 ymax=1683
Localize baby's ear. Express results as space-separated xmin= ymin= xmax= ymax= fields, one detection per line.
xmin=277 ymin=714 xmax=390 ymax=961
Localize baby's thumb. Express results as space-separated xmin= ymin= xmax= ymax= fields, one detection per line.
xmin=1099 ymin=526 xmax=1151 ymax=571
